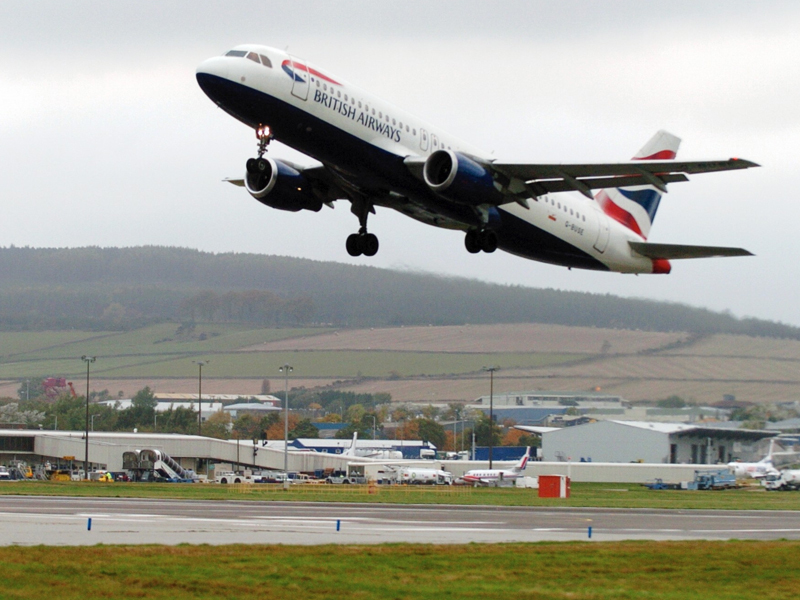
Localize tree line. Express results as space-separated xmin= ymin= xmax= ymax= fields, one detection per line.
xmin=0 ymin=245 xmax=795 ymax=338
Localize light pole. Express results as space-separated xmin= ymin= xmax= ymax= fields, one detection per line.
xmin=279 ymin=364 xmax=293 ymax=490
xmin=90 ymin=414 xmax=97 ymax=432
xmin=193 ymin=360 xmax=209 ymax=436
xmin=154 ymin=413 xmax=158 ymax=431
xmin=81 ymin=355 xmax=96 ymax=479
xmin=370 ymin=415 xmax=377 ymax=440
xmin=482 ymin=366 xmax=499 ymax=468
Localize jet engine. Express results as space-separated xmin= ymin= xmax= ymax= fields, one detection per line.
xmin=244 ymin=157 xmax=323 ymax=212
xmin=423 ymin=150 xmax=504 ymax=206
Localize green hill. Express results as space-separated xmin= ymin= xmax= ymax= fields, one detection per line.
xmin=0 ymin=245 xmax=795 ymax=339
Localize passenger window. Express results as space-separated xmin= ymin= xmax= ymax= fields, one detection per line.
xmin=358 ymin=101 xmax=362 ymax=108
xmin=372 ymin=108 xmax=376 ymax=115
xmin=246 ymin=52 xmax=260 ymax=63
xmin=259 ymin=55 xmax=272 ymax=68
xmin=316 ymin=80 xmax=320 ymax=87
xmin=413 ymin=128 xmax=416 ymax=135
xmin=337 ymin=91 xmax=341 ymax=98
xmin=323 ymin=83 xmax=327 ymax=91
xmin=344 ymin=94 xmax=348 ymax=101
xmin=392 ymin=118 xmax=396 ymax=125
xmin=379 ymin=112 xmax=382 ymax=118
xmin=570 ymin=209 xmax=573 ymax=215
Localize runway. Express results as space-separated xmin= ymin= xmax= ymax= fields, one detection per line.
xmin=1 ymin=496 xmax=799 ymax=546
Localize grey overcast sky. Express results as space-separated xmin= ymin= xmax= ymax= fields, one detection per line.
xmin=1 ymin=2 xmax=798 ymax=324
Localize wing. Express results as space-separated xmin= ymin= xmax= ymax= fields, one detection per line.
xmin=493 ymin=158 xmax=759 ymax=199
xmin=629 ymin=241 xmax=753 ymax=260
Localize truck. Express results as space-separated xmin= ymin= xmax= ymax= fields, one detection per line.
xmin=762 ymin=469 xmax=800 ymax=491
xmin=682 ymin=469 xmax=737 ymax=490
xmin=395 ymin=466 xmax=453 ymax=485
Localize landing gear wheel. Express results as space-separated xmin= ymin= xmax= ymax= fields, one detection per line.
xmin=464 ymin=230 xmax=481 ymax=254
xmin=346 ymin=233 xmax=363 ymax=257
xmin=478 ymin=229 xmax=498 ymax=253
xmin=362 ymin=233 xmax=379 ymax=257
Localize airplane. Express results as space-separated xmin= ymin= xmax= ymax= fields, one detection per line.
xmin=728 ymin=439 xmax=781 ymax=479
xmin=341 ymin=432 xmax=403 ymax=460
xmin=461 ymin=448 xmax=530 ymax=486
xmin=196 ymin=45 xmax=758 ymax=274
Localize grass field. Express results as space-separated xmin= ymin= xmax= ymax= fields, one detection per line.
xmin=2 ymin=323 xmax=800 ymax=403
xmin=0 ymin=541 xmax=797 ymax=599
xmin=0 ymin=322 xmax=581 ymax=379
xmin=1 ymin=481 xmax=799 ymax=511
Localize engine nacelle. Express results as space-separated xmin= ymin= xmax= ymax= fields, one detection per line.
xmin=244 ymin=157 xmax=323 ymax=212
xmin=423 ymin=150 xmax=504 ymax=206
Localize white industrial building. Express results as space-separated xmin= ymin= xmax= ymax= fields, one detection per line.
xmin=541 ymin=420 xmax=776 ymax=464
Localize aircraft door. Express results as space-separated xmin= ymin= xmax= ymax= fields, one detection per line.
xmin=420 ymin=128 xmax=429 ymax=152
xmin=592 ymin=208 xmax=610 ymax=253
xmin=289 ymin=55 xmax=310 ymax=101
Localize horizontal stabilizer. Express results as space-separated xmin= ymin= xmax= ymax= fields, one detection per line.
xmin=224 ymin=178 xmax=245 ymax=187
xmin=629 ymin=241 xmax=753 ymax=260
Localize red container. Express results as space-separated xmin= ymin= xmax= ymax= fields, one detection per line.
xmin=538 ymin=475 xmax=571 ymax=498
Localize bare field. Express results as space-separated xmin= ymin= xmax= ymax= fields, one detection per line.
xmin=240 ymin=323 xmax=688 ymax=354
xmin=663 ymin=333 xmax=800 ymax=359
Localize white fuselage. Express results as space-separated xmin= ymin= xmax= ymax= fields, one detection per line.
xmin=197 ymin=45 xmax=662 ymax=274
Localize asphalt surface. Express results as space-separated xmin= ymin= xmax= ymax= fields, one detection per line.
xmin=1 ymin=496 xmax=799 ymax=546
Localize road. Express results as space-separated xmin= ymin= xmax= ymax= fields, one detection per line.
xmin=1 ymin=496 xmax=798 ymax=546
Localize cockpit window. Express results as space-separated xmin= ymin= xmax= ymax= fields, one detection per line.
xmin=225 ymin=50 xmax=247 ymax=57
xmin=246 ymin=52 xmax=260 ymax=63
xmin=259 ymin=54 xmax=272 ymax=68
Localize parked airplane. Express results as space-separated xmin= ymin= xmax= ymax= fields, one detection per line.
xmin=728 ymin=439 xmax=780 ymax=479
xmin=341 ymin=432 xmax=403 ymax=460
xmin=461 ymin=448 xmax=530 ymax=485
xmin=196 ymin=45 xmax=758 ymax=274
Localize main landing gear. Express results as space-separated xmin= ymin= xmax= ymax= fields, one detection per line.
xmin=346 ymin=196 xmax=379 ymax=257
xmin=464 ymin=228 xmax=498 ymax=254
xmin=346 ymin=229 xmax=379 ymax=257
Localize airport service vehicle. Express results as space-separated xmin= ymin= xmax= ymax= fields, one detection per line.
xmin=0 ymin=466 xmax=11 ymax=481
xmin=197 ymin=45 xmax=758 ymax=274
xmin=395 ymin=466 xmax=453 ymax=485
xmin=728 ymin=439 xmax=781 ymax=479
xmin=215 ymin=470 xmax=265 ymax=484
xmin=762 ymin=470 xmax=800 ymax=491
xmin=683 ymin=469 xmax=737 ymax=490
xmin=462 ymin=449 xmax=530 ymax=486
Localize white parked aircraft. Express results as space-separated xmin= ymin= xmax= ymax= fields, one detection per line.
xmin=341 ymin=432 xmax=403 ymax=460
xmin=197 ymin=46 xmax=758 ymax=274
xmin=728 ymin=439 xmax=780 ymax=479
xmin=461 ymin=449 xmax=530 ymax=486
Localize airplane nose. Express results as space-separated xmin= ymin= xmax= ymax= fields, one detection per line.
xmin=196 ymin=56 xmax=233 ymax=103
xmin=196 ymin=56 xmax=229 ymax=80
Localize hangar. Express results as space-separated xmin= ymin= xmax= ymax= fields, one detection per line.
xmin=541 ymin=420 xmax=776 ymax=464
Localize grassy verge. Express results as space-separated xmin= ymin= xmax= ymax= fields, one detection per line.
xmin=1 ymin=480 xmax=798 ymax=510
xmin=0 ymin=541 xmax=797 ymax=599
